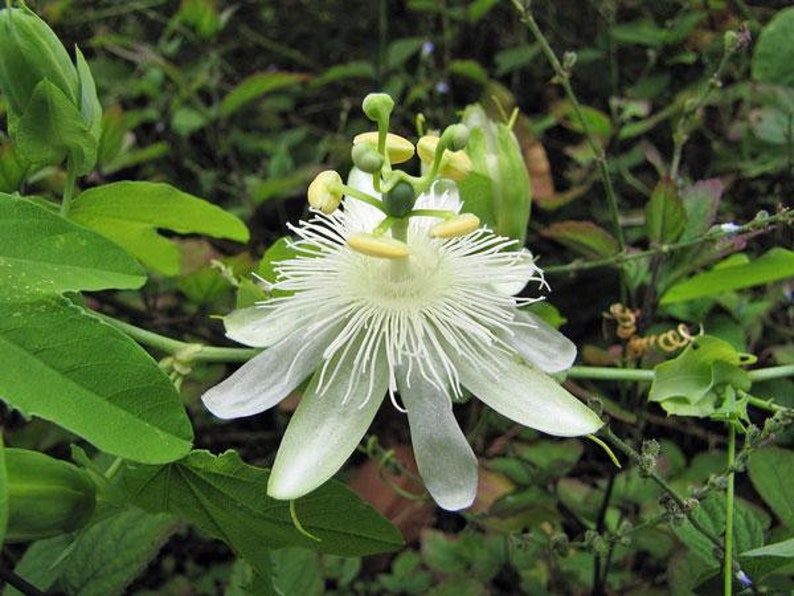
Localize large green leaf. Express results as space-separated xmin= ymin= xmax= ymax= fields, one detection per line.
xmin=0 ymin=297 xmax=193 ymax=463
xmin=69 ymin=181 xmax=250 ymax=275
xmin=123 ymin=449 xmax=403 ymax=579
xmin=752 ymin=6 xmax=794 ymax=87
xmin=748 ymin=446 xmax=794 ymax=529
xmin=660 ymin=248 xmax=794 ymax=304
xmin=540 ymin=220 xmax=619 ymax=260
xmin=0 ymin=193 xmax=145 ymax=300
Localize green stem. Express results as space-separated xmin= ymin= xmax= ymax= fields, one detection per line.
xmin=94 ymin=311 xmax=259 ymax=362
xmin=603 ymin=428 xmax=725 ymax=551
xmin=670 ymin=42 xmax=736 ymax=181
xmin=724 ymin=423 xmax=736 ymax=596
xmin=511 ymin=0 xmax=625 ymax=258
xmin=60 ymin=157 xmax=78 ymax=217
xmin=568 ymin=364 xmax=794 ymax=385
xmin=340 ymin=184 xmax=388 ymax=212
xmin=544 ymin=210 xmax=793 ymax=275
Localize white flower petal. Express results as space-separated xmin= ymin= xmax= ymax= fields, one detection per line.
xmin=397 ymin=365 xmax=478 ymax=511
xmin=345 ymin=167 xmax=385 ymax=230
xmin=224 ymin=305 xmax=306 ymax=348
xmin=456 ymin=355 xmax=603 ymax=437
xmin=502 ymin=310 xmax=577 ymax=373
xmin=490 ymin=249 xmax=539 ymax=296
xmin=268 ymin=345 xmax=389 ymax=500
xmin=201 ymin=322 xmax=342 ymax=419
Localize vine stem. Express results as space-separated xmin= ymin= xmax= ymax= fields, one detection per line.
xmin=567 ymin=364 xmax=794 ymax=385
xmin=93 ymin=311 xmax=259 ymax=363
xmin=543 ymin=210 xmax=792 ymax=275
xmin=60 ymin=157 xmax=78 ymax=217
xmin=724 ymin=423 xmax=736 ymax=596
xmin=670 ymin=39 xmax=738 ymax=181
xmin=510 ymin=0 xmax=625 ymax=264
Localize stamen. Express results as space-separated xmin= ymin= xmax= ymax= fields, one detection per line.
xmin=347 ymin=233 xmax=410 ymax=259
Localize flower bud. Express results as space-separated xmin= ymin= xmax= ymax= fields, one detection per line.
xmin=351 ymin=142 xmax=384 ymax=173
xmin=362 ymin=93 xmax=394 ymax=123
xmin=443 ymin=123 xmax=470 ymax=152
xmin=383 ymin=180 xmax=416 ymax=218
xmin=347 ymin=233 xmax=409 ymax=259
xmin=430 ymin=213 xmax=480 ymax=238
xmin=0 ymin=4 xmax=79 ymax=117
xmin=354 ymin=132 xmax=415 ymax=164
xmin=307 ymin=170 xmax=343 ymax=214
xmin=4 ymin=448 xmax=96 ymax=542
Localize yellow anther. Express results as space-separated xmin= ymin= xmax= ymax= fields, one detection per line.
xmin=347 ymin=234 xmax=410 ymax=259
xmin=307 ymin=170 xmax=343 ymax=214
xmin=430 ymin=213 xmax=481 ymax=238
xmin=354 ymin=132 xmax=415 ymax=164
xmin=416 ymin=135 xmax=473 ymax=181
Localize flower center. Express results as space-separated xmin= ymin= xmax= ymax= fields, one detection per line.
xmin=344 ymin=238 xmax=453 ymax=314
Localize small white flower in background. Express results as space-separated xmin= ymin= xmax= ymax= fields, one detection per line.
xmin=202 ymin=94 xmax=602 ymax=511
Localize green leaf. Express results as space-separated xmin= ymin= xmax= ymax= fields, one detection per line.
xmin=678 ymin=179 xmax=722 ymax=242
xmin=740 ymin=537 xmax=794 ymax=580
xmin=540 ymin=220 xmax=619 ymax=260
xmin=0 ymin=297 xmax=193 ymax=463
xmin=271 ymin=547 xmax=324 ymax=596
xmin=649 ymin=335 xmax=754 ymax=417
xmin=752 ymin=6 xmax=794 ymax=87
xmin=660 ymin=248 xmax=794 ymax=304
xmin=0 ymin=142 xmax=27 ymax=193
xmin=58 ymin=508 xmax=178 ymax=596
xmin=553 ymin=101 xmax=613 ymax=139
xmin=748 ymin=446 xmax=794 ymax=529
xmin=15 ymin=80 xmax=97 ymax=175
xmin=0 ymin=193 xmax=146 ymax=299
xmin=219 ymin=72 xmax=306 ymax=117
xmin=494 ymin=44 xmax=541 ymax=76
xmin=674 ymin=493 xmax=767 ymax=580
xmin=123 ymin=449 xmax=403 ymax=579
xmin=385 ymin=37 xmax=425 ymax=70
xmin=97 ymin=106 xmax=126 ymax=171
xmin=311 ymin=61 xmax=375 ymax=87
xmin=645 ymin=177 xmax=686 ymax=244
xmin=74 ymin=47 xmax=102 ymax=143
xmin=449 ymin=59 xmax=489 ymax=84
xmin=69 ymin=181 xmax=250 ymax=276
xmin=2 ymin=535 xmax=70 ymax=595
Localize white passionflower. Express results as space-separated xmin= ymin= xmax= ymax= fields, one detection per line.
xmin=202 ymin=169 xmax=602 ymax=510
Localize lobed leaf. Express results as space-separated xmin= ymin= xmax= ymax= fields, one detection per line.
xmin=123 ymin=449 xmax=403 ymax=580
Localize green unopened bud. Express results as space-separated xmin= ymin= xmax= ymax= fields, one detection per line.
xmin=4 ymin=449 xmax=96 ymax=542
xmin=307 ymin=170 xmax=343 ymax=214
xmin=347 ymin=233 xmax=409 ymax=259
xmin=0 ymin=4 xmax=79 ymax=116
xmin=383 ymin=180 xmax=416 ymax=218
xmin=351 ymin=142 xmax=384 ymax=173
xmin=362 ymin=93 xmax=394 ymax=123
xmin=353 ymin=131 xmax=414 ymax=164
xmin=442 ymin=123 xmax=470 ymax=152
